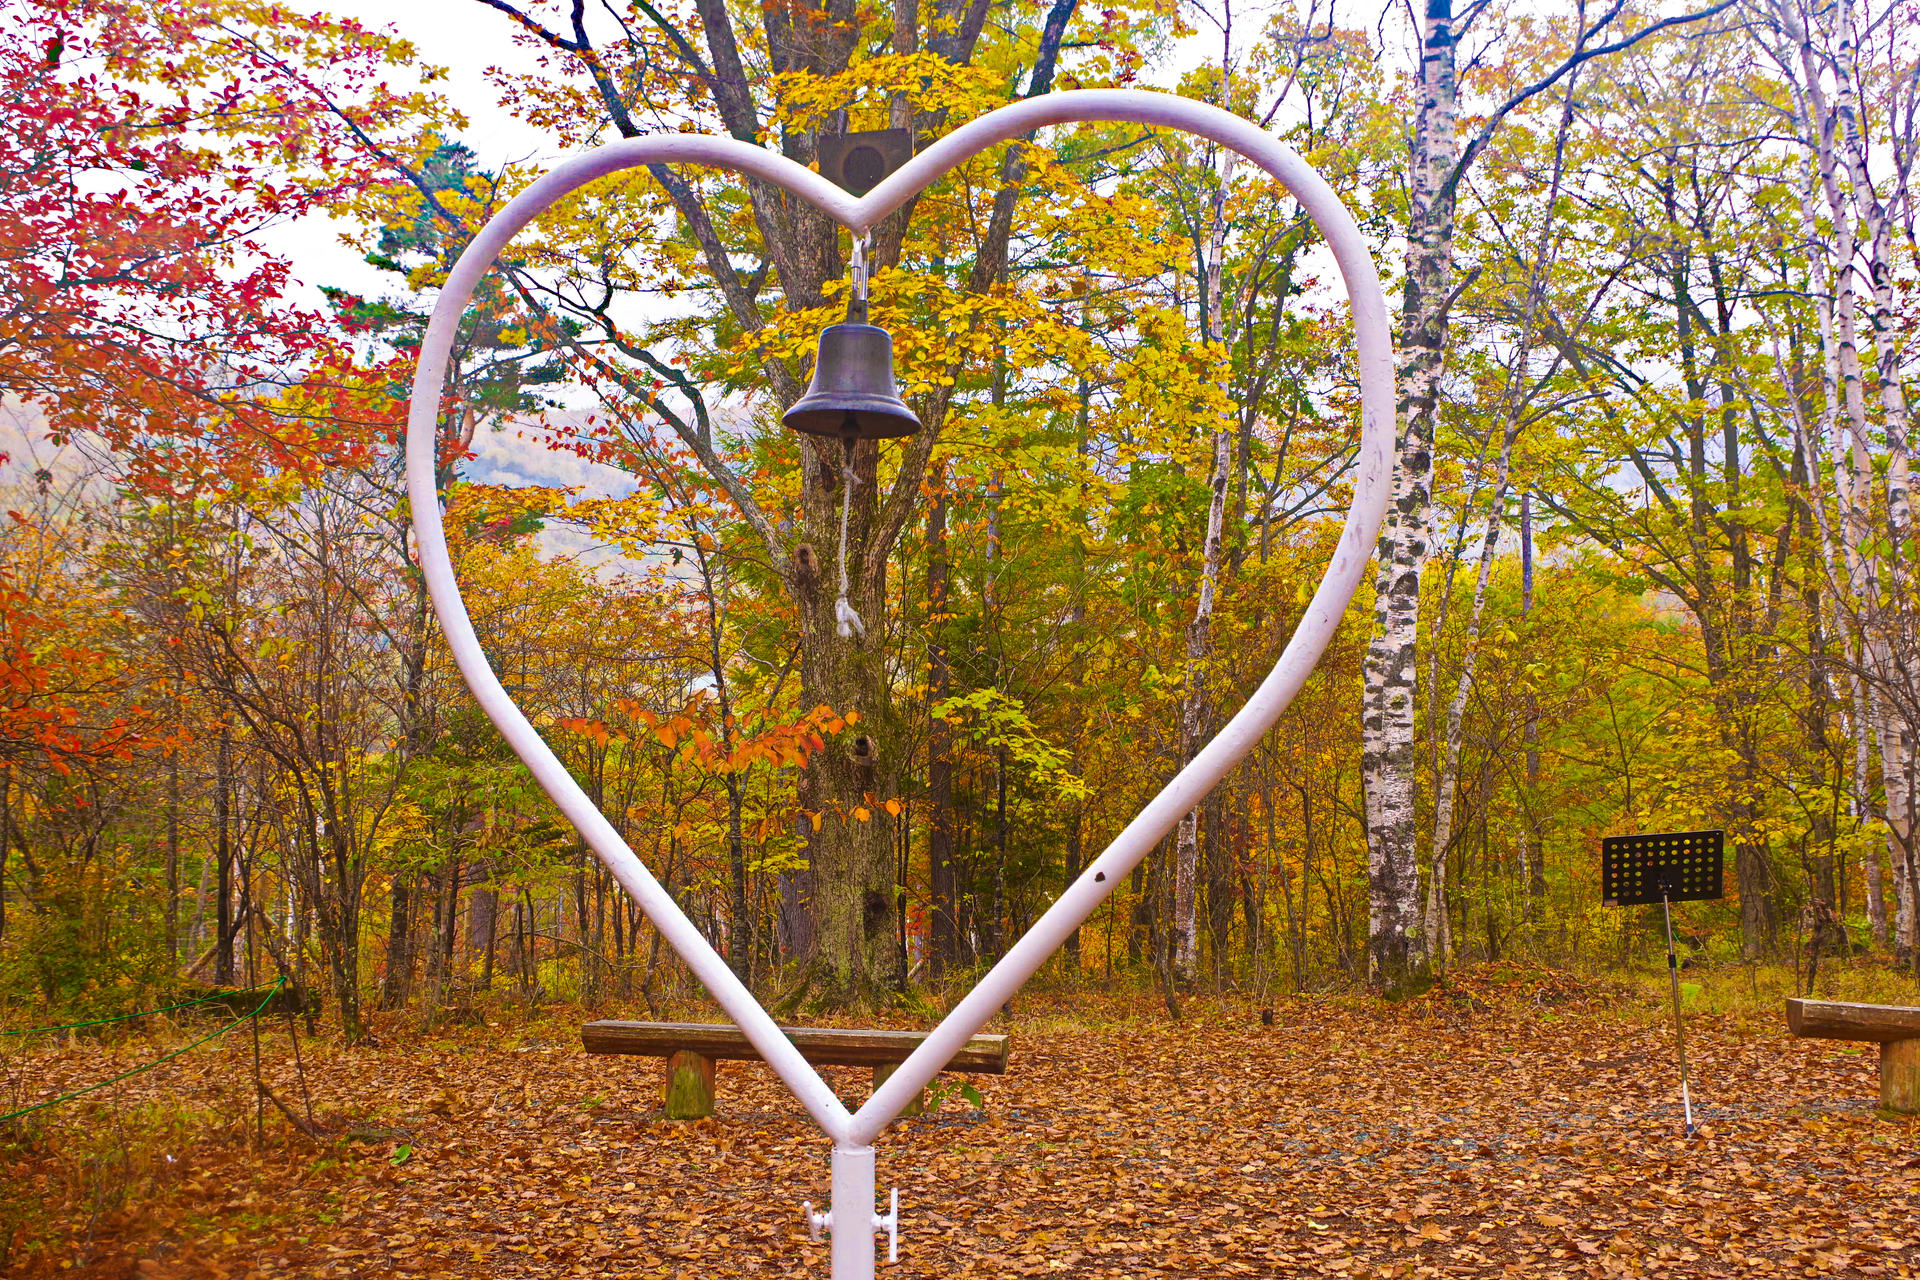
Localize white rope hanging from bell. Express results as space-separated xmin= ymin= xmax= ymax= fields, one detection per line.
xmin=834 ymin=435 xmax=865 ymax=639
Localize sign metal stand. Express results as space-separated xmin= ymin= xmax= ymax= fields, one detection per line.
xmin=1602 ymin=829 xmax=1725 ymax=1136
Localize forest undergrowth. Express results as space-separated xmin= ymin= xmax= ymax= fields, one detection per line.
xmin=2 ymin=964 xmax=1916 ymax=1279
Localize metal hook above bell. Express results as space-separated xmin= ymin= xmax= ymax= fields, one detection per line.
xmin=782 ymin=322 xmax=922 ymax=440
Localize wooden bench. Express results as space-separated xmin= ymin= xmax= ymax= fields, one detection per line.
xmin=1785 ymin=998 xmax=1920 ymax=1113
xmin=581 ymin=1020 xmax=1011 ymax=1121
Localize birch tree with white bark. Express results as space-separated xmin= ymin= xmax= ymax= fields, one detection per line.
xmin=1363 ymin=0 xmax=1735 ymax=993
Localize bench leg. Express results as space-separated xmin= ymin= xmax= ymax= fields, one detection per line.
xmin=663 ymin=1050 xmax=716 ymax=1120
xmin=871 ymin=1064 xmax=925 ymax=1119
xmin=1882 ymin=1038 xmax=1920 ymax=1114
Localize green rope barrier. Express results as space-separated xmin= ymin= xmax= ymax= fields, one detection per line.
xmin=0 ymin=978 xmax=286 ymax=1124
xmin=0 ymin=980 xmax=284 ymax=1037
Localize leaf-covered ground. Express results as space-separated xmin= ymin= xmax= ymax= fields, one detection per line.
xmin=6 ymin=978 xmax=1918 ymax=1278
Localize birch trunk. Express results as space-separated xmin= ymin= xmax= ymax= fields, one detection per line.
xmin=1834 ymin=0 xmax=1920 ymax=955
xmin=1363 ymin=0 xmax=1457 ymax=995
xmin=1424 ymin=428 xmax=1517 ymax=967
xmin=1781 ymin=0 xmax=1920 ymax=955
xmin=1173 ymin=53 xmax=1239 ymax=982
xmin=1835 ymin=0 xmax=1916 ymax=553
xmin=1782 ymin=70 xmax=1893 ymax=946
xmin=1174 ymin=426 xmax=1231 ymax=979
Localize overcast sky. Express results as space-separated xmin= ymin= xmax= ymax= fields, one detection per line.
xmin=267 ymin=0 xmax=558 ymax=308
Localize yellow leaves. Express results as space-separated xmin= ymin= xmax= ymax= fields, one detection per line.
xmin=771 ymin=54 xmax=1005 ymax=134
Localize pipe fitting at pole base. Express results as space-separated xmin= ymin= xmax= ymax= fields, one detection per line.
xmin=875 ymin=1188 xmax=899 ymax=1263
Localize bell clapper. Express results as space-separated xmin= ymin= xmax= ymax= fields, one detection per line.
xmin=848 ymin=232 xmax=870 ymax=324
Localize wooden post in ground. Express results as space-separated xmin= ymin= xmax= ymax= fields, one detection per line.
xmin=870 ymin=1063 xmax=924 ymax=1118
xmin=663 ymin=1050 xmax=716 ymax=1119
xmin=1882 ymin=1039 xmax=1920 ymax=1114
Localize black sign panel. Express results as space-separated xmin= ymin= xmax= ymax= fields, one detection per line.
xmin=1601 ymin=829 xmax=1725 ymax=906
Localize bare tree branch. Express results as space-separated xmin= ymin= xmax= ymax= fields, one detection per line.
xmin=1441 ymin=0 xmax=1739 ymax=205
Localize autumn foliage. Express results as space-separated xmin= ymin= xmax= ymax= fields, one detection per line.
xmin=3 ymin=0 xmax=1920 ymax=1273
xmin=0 ymin=0 xmax=422 ymax=492
xmin=0 ymin=563 xmax=146 ymax=772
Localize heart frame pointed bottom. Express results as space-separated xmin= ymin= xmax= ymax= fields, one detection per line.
xmin=405 ymin=88 xmax=1396 ymax=1278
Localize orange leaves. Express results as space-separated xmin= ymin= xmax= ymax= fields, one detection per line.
xmin=557 ymin=700 xmax=856 ymax=775
xmin=554 ymin=717 xmax=615 ymax=749
xmin=0 ymin=565 xmax=151 ymax=773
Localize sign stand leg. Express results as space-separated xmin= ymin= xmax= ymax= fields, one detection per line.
xmin=1662 ymin=892 xmax=1695 ymax=1137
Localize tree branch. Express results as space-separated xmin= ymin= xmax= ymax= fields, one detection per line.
xmin=1441 ymin=0 xmax=1738 ymax=206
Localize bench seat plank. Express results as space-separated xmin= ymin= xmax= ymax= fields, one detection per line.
xmin=1786 ymin=998 xmax=1920 ymax=1044
xmin=581 ymin=1020 xmax=1010 ymax=1073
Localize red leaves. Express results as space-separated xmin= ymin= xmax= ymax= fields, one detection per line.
xmin=0 ymin=0 xmax=417 ymax=494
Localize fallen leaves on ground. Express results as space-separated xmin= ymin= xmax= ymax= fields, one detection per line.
xmin=5 ymin=981 xmax=1917 ymax=1278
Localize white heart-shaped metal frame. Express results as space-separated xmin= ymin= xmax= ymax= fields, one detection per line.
xmin=406 ymin=88 xmax=1393 ymax=1276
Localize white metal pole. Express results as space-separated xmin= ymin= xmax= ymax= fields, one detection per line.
xmin=830 ymin=1145 xmax=876 ymax=1280
xmin=403 ymin=89 xmax=1397 ymax=1277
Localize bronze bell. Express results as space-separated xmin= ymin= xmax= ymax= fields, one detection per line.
xmin=782 ymin=323 xmax=921 ymax=440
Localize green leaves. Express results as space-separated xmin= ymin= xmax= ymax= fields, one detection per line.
xmin=932 ymin=687 xmax=1088 ymax=803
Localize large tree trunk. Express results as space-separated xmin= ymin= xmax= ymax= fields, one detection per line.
xmin=786 ymin=442 xmax=904 ymax=1005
